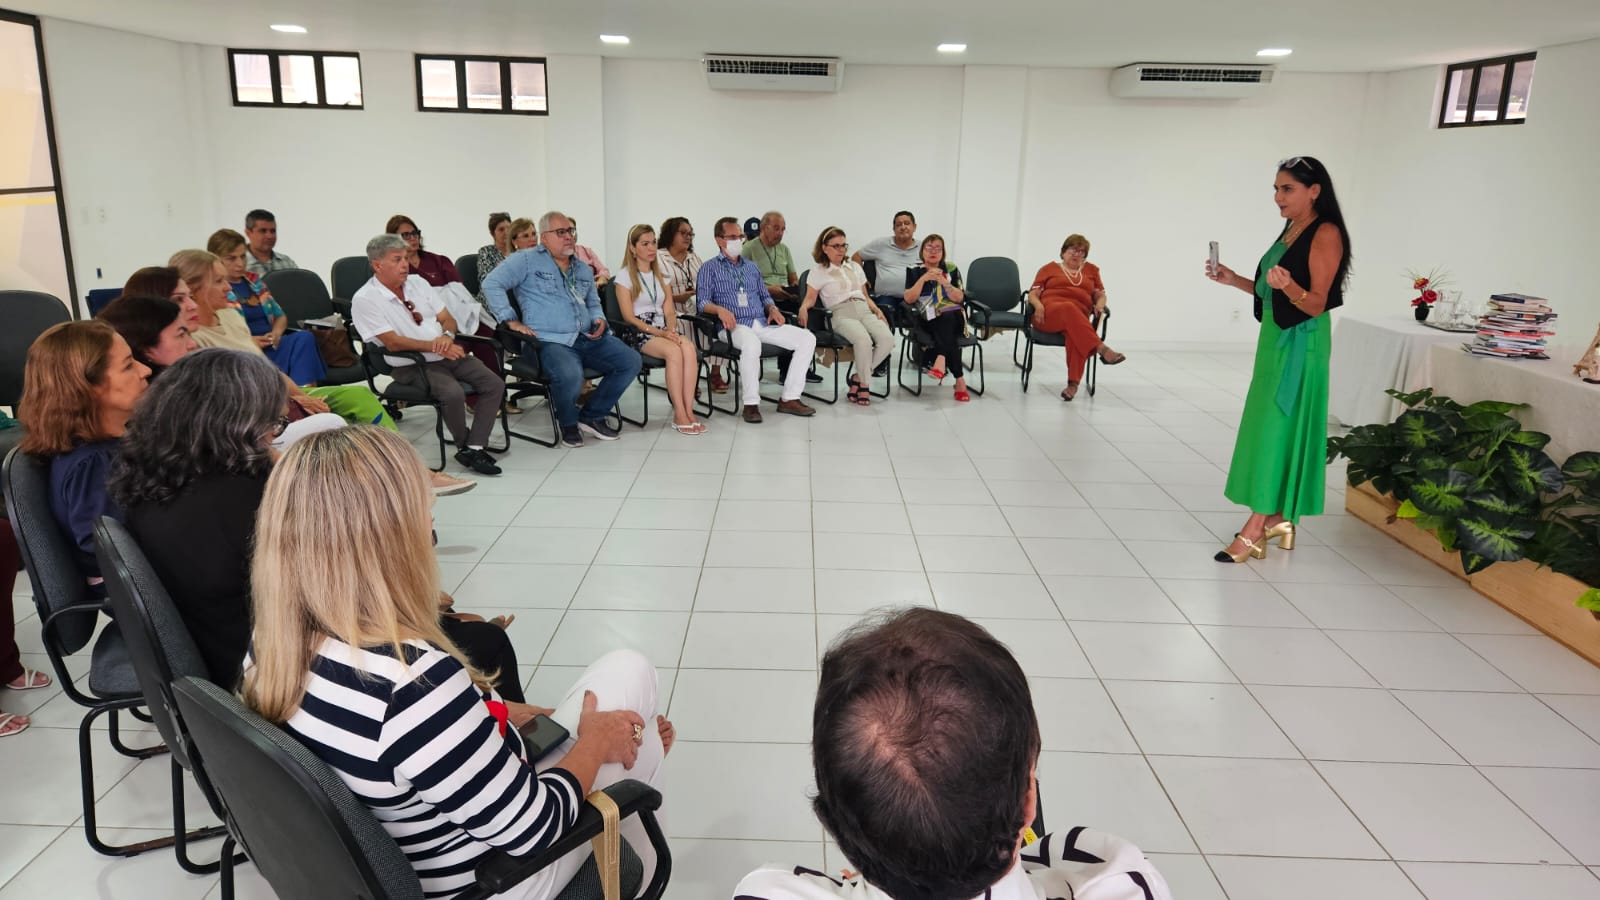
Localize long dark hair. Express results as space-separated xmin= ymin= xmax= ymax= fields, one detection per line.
xmin=110 ymin=348 xmax=285 ymax=508
xmin=1279 ymin=156 xmax=1353 ymax=288
xmin=659 ymin=216 xmax=694 ymax=255
xmin=98 ymin=294 xmax=182 ymax=374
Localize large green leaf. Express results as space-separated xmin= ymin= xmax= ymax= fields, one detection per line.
xmin=1395 ymin=409 xmax=1452 ymax=450
xmin=1455 ymin=514 xmax=1535 ymax=563
xmin=1458 ymin=548 xmax=1495 ymax=576
xmin=1499 ymin=446 xmax=1565 ymax=498
xmin=1410 ymin=467 xmax=1473 ymax=517
xmin=1462 ymin=399 xmax=1531 ymax=416
xmin=1386 ymin=387 xmax=1435 ymax=407
xmin=1504 ymin=430 xmax=1552 ymax=449
xmin=1562 ymin=451 xmax=1600 ymax=490
xmin=1465 ymin=492 xmax=1537 ymax=521
xmin=1460 ymin=411 xmax=1520 ymax=438
xmin=1578 ymin=589 xmax=1600 ymax=613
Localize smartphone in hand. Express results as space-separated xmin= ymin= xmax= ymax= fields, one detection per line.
xmin=1208 ymin=241 xmax=1220 ymax=277
xmin=518 ymin=713 xmax=571 ymax=761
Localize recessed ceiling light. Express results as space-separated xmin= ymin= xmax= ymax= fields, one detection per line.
xmin=600 ymin=34 xmax=630 ymax=45
xmin=270 ymin=24 xmax=307 ymax=34
xmin=1256 ymin=48 xmax=1293 ymax=57
xmin=937 ymin=43 xmax=967 ymax=53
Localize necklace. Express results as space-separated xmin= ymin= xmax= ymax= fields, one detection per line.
xmin=1282 ymin=215 xmax=1317 ymax=247
xmin=1059 ymin=260 xmax=1084 ymax=286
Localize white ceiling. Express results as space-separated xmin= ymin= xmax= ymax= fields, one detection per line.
xmin=18 ymin=0 xmax=1600 ymax=73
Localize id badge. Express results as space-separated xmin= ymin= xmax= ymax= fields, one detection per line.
xmin=925 ymin=302 xmax=937 ymax=321
xmin=736 ymin=286 xmax=749 ymax=308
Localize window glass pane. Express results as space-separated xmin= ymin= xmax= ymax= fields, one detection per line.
xmin=510 ymin=62 xmax=548 ymax=112
xmin=0 ymin=20 xmax=55 ymax=186
xmin=1472 ymin=63 xmax=1505 ymax=121
xmin=419 ymin=57 xmax=458 ymax=108
xmin=278 ymin=54 xmax=318 ymax=105
xmin=465 ymin=60 xmax=503 ymax=110
xmin=0 ymin=190 xmax=72 ymax=301
xmin=323 ymin=56 xmax=362 ymax=106
xmin=232 ymin=52 xmax=273 ymax=104
xmin=1440 ymin=69 xmax=1469 ymax=124
xmin=1505 ymin=59 xmax=1534 ymax=120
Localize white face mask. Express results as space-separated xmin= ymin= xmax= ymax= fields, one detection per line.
xmin=722 ymin=239 xmax=743 ymax=260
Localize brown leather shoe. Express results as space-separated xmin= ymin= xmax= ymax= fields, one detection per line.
xmin=742 ymin=404 xmax=763 ymax=423
xmin=776 ymin=399 xmax=816 ymax=417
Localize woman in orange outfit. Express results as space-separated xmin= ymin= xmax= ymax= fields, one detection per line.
xmin=1028 ymin=234 xmax=1126 ymax=400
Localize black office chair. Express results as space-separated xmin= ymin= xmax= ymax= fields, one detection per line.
xmin=457 ymin=253 xmax=482 ymax=299
xmin=598 ymin=282 xmax=666 ymax=428
xmin=896 ymin=304 xmax=986 ymax=398
xmin=260 ymin=269 xmax=367 ymax=385
xmin=1 ymin=291 xmax=72 ymax=411
xmin=794 ymin=270 xmax=889 ymax=405
xmin=962 ymin=257 xmax=1030 ymax=367
xmin=93 ymin=518 xmax=241 ymax=884
xmin=173 ymin=676 xmax=671 ymax=900
xmin=1019 ymin=308 xmax=1111 ymax=397
xmin=3 ymin=448 xmax=170 ymax=858
xmin=679 ymin=312 xmax=785 ymax=418
xmin=329 ymin=256 xmax=371 ymax=302
xmin=343 ymin=319 xmax=511 ymax=468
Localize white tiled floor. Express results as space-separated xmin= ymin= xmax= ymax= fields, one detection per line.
xmin=5 ymin=341 xmax=1600 ymax=899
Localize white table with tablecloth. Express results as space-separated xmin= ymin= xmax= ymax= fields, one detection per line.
xmin=1329 ymin=312 xmax=1473 ymax=427
xmin=1426 ymin=342 xmax=1599 ymax=464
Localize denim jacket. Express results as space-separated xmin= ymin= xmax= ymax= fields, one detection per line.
xmin=481 ymin=246 xmax=602 ymax=347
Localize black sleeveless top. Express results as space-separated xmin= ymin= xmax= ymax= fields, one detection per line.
xmin=1254 ymin=218 xmax=1344 ymax=328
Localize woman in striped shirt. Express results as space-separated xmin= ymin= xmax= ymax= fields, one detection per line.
xmin=242 ymin=426 xmax=672 ymax=899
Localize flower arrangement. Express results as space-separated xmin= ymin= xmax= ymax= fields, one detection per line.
xmin=1407 ymin=266 xmax=1453 ymax=308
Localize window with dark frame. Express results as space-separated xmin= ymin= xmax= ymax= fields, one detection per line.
xmin=415 ymin=54 xmax=548 ymax=115
xmin=1438 ymin=53 xmax=1534 ymax=128
xmin=227 ymin=49 xmax=364 ymax=109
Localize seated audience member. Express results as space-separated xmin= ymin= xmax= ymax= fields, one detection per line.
xmin=659 ymin=216 xmax=720 ymax=392
xmin=509 ymin=217 xmax=540 ymax=252
xmin=18 ymin=321 xmax=150 ymax=593
xmin=798 ymin=227 xmax=893 ymax=406
xmin=207 ymin=227 xmax=328 ymax=386
xmin=566 ymin=217 xmax=611 ymax=286
xmin=1028 ymin=234 xmax=1126 ymax=402
xmin=243 ymin=208 xmax=298 ymax=276
xmin=745 ymin=210 xmax=801 ymax=309
xmin=481 ymin=211 xmax=641 ymax=448
xmin=98 ymin=295 xmax=345 ymax=452
xmin=121 ymin=265 xmax=201 ymax=332
xmin=476 ymin=211 xmax=515 ymax=288
xmin=904 ymin=234 xmax=971 ymax=402
xmin=166 ymin=249 xmax=477 ymax=493
xmin=614 ymin=224 xmax=706 ymax=435
xmin=241 ymin=426 xmax=674 ymax=899
xmin=387 ymin=214 xmax=462 ymax=288
xmin=697 ymin=217 xmax=816 ymax=423
xmin=855 ymin=210 xmax=922 ymax=317
xmin=737 ymin=608 xmax=1172 ymax=900
xmin=353 ymin=234 xmax=506 ymax=475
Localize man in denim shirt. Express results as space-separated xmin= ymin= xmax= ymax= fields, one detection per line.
xmin=483 ymin=211 xmax=642 ymax=447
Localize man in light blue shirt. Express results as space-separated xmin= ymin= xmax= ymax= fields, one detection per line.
xmin=482 ymin=210 xmax=641 ymax=447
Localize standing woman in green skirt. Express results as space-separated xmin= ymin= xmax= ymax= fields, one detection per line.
xmin=1205 ymin=156 xmax=1351 ymax=563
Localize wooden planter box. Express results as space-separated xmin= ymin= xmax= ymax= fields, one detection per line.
xmin=1346 ymin=481 xmax=1600 ymax=668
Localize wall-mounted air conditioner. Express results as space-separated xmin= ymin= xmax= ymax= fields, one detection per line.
xmin=703 ymin=54 xmax=843 ymax=92
xmin=1109 ymin=63 xmax=1277 ymax=99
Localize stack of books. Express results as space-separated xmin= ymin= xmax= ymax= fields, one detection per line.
xmin=1463 ymin=293 xmax=1557 ymax=359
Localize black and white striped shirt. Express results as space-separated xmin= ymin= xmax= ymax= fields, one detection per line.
xmin=278 ymin=637 xmax=582 ymax=898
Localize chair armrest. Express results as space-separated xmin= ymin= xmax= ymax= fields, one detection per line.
xmin=963 ymin=299 xmax=993 ymax=328
xmin=472 ymin=780 xmax=666 ymax=895
xmin=679 ymin=314 xmax=719 ymax=352
xmin=455 ymin=332 xmax=505 ymax=369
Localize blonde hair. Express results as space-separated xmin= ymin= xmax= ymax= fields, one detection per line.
xmin=508 ymin=217 xmax=537 ymax=245
xmin=241 ymin=426 xmax=493 ymax=722
xmin=168 ymin=248 xmax=221 ymax=293
xmin=206 ymin=228 xmax=247 ymax=258
xmin=620 ymin=224 xmax=669 ymax=300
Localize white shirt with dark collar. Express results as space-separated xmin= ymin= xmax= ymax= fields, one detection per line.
xmin=733 ymin=828 xmax=1171 ymax=900
xmin=352 ymin=274 xmax=446 ymax=367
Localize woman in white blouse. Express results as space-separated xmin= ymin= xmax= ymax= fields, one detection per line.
xmin=615 ymin=224 xmax=706 ymax=435
xmin=798 ymin=227 xmax=894 ymax=406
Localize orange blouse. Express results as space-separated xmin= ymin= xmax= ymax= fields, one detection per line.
xmin=1031 ymin=261 xmax=1104 ymax=333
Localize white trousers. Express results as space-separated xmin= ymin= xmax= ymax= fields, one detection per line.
xmin=506 ymin=649 xmax=667 ymax=900
xmin=730 ymin=323 xmax=817 ymax=405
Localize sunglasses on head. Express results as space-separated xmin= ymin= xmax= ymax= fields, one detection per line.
xmin=1278 ymin=156 xmax=1313 ymax=173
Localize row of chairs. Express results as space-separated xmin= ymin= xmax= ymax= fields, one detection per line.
xmin=3 ymin=448 xmax=672 ymax=899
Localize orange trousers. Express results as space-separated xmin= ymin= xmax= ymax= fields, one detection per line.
xmin=1037 ymin=298 xmax=1102 ymax=384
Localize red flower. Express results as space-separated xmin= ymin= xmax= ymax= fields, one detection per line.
xmin=1413 ymin=277 xmax=1429 ymax=290
xmin=1411 ymin=297 xmax=1425 ymax=307
xmin=1422 ymin=289 xmax=1438 ymax=303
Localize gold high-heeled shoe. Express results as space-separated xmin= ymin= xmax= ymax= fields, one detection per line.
xmin=1214 ymin=533 xmax=1267 ymax=564
xmin=1263 ymin=521 xmax=1296 ymax=550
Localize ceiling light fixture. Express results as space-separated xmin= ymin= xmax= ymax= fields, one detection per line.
xmin=937 ymin=43 xmax=967 ymax=53
xmin=270 ymin=24 xmax=307 ymax=34
xmin=1256 ymin=48 xmax=1293 ymax=57
xmin=600 ymin=34 xmax=631 ymax=45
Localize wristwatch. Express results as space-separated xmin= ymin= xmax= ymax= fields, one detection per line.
xmin=442 ymin=330 xmax=456 ymax=339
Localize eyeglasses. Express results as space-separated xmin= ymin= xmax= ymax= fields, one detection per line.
xmin=271 ymin=414 xmax=290 ymax=438
xmin=543 ymin=227 xmax=578 ymax=238
xmin=1278 ymin=156 xmax=1311 ymax=172
xmin=395 ymin=295 xmax=423 ymax=325
xmin=684 ymin=231 xmax=696 ymax=238
xmin=398 ymin=230 xmax=421 ymax=240
xmin=825 ymin=242 xmax=848 ymax=250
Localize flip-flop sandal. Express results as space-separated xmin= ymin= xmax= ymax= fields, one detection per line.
xmin=0 ymin=712 xmax=29 ymax=738
xmin=6 ymin=667 xmax=50 ymax=691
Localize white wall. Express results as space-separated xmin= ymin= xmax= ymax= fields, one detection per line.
xmin=601 ymin=58 xmax=963 ymax=276
xmin=1354 ymin=37 xmax=1599 ymax=349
